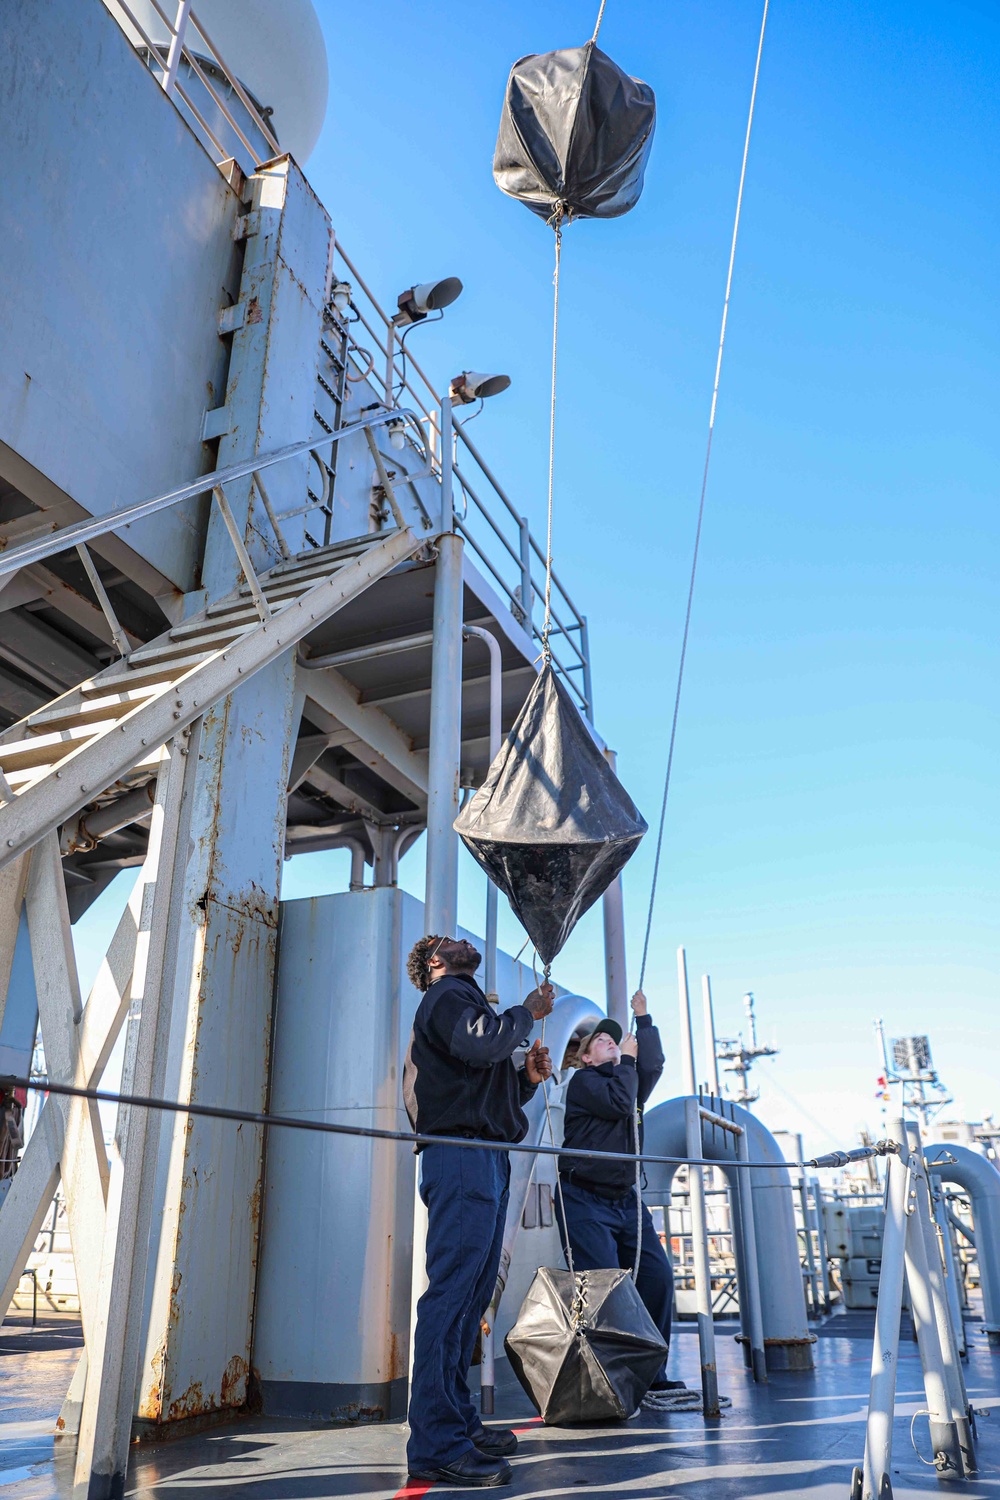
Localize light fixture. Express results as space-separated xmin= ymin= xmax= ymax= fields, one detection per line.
xmin=330 ymin=279 xmax=352 ymax=313
xmin=386 ymin=417 xmax=406 ymax=451
xmin=393 ymin=276 xmax=464 ymax=327
xmin=449 ymin=370 xmax=512 ymax=405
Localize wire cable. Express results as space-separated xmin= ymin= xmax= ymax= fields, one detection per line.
xmin=542 ymin=219 xmax=563 ymax=660
xmin=2 ymin=1073 xmax=877 ymax=1171
xmin=637 ymin=0 xmax=770 ymax=989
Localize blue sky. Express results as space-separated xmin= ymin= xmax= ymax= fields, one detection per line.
xmin=76 ymin=0 xmax=999 ymax=1155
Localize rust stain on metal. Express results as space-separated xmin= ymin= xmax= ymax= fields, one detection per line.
xmin=221 ymin=1355 xmax=249 ymax=1407
xmin=166 ymin=1381 xmax=212 ymax=1422
xmin=246 ymin=296 xmax=264 ymax=325
xmin=137 ymin=1340 xmax=167 ymax=1420
xmin=387 ymin=1331 xmax=403 ymax=1383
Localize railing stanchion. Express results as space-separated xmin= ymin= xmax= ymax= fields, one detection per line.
xmin=900 ymin=1124 xmax=973 ymax=1479
xmin=811 ymin=1178 xmax=831 ymax=1315
xmin=518 ymin=518 xmax=533 ymax=631
xmin=799 ymin=1179 xmax=820 ymax=1318
xmin=211 ymin=486 xmax=272 ymax=622
xmin=685 ymin=1097 xmax=720 ymax=1417
xmin=858 ymin=1147 xmax=909 ymax=1500
xmin=162 ymin=0 xmax=193 ymax=97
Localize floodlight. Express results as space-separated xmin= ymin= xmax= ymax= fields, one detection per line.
xmin=449 ymin=370 xmax=511 ymax=405
xmin=393 ymin=276 xmax=464 ymax=326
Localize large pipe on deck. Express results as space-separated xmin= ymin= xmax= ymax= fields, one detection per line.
xmin=926 ymin=1142 xmax=1000 ymax=1344
xmin=642 ymin=1095 xmax=813 ymax=1369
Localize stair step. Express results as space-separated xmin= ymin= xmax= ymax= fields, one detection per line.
xmin=28 ymin=690 xmax=155 ymax=734
xmin=82 ymin=657 xmax=214 ymax=697
xmin=240 ymin=561 xmax=345 ymax=595
xmin=169 ymin=606 xmax=264 ymax=640
xmin=202 ymin=588 xmax=308 ymax=627
xmin=130 ymin=621 xmax=257 ymax=667
xmin=6 ymin=743 xmax=167 ymax=795
xmin=276 ymin=533 xmax=377 ymax=573
xmin=0 ymin=724 xmax=104 ymax=774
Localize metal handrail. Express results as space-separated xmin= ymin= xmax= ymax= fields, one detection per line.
xmin=0 ymin=408 xmax=409 ymax=581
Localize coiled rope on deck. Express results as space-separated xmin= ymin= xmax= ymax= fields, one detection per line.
xmin=637 ymin=0 xmax=770 ymax=989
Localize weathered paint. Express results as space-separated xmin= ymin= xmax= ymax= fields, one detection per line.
xmin=137 ymin=655 xmax=299 ymax=1427
xmin=0 ymin=0 xmax=242 ymax=591
xmin=131 ymin=146 xmax=331 ymax=1431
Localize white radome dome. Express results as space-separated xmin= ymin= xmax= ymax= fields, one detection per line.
xmin=112 ymin=0 xmax=329 ymax=163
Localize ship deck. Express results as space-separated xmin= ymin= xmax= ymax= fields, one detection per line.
xmin=3 ymin=1308 xmax=999 ymax=1498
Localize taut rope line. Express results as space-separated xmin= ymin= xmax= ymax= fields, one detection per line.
xmin=638 ymin=0 xmax=770 ymax=989
xmin=542 ymin=217 xmax=563 ymax=661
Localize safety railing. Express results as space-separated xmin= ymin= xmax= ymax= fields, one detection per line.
xmin=103 ymin=0 xmax=279 ymax=174
xmin=0 ymin=410 xmax=413 ymax=661
xmin=853 ymin=1118 xmax=976 ymax=1500
xmin=329 ymin=245 xmax=594 ymax=716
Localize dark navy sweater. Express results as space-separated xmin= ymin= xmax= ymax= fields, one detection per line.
xmin=403 ymin=973 xmax=538 ymax=1146
xmin=559 ymin=1015 xmax=664 ymax=1195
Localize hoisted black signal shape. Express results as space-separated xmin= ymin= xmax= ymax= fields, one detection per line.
xmin=493 ymin=40 xmax=656 ymax=225
xmin=454 ymin=666 xmax=646 ymax=967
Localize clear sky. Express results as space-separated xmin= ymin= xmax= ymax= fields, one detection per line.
xmin=76 ymin=0 xmax=999 ymax=1156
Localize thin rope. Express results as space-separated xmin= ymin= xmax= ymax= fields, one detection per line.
xmin=539 ymin=996 xmax=575 ymax=1278
xmin=542 ymin=219 xmax=563 ymax=661
xmin=638 ymin=0 xmax=770 ymax=989
xmin=592 ymin=0 xmax=608 ymax=43
xmin=624 ymin=1005 xmax=643 ymax=1283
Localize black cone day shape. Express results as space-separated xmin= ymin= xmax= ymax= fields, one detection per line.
xmin=505 ymin=1268 xmax=667 ymax=1424
xmin=454 ymin=665 xmax=646 ymax=966
xmin=493 ymin=41 xmax=655 ymax=223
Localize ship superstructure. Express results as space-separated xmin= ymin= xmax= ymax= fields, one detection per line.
xmin=0 ymin=4 xmax=997 ymax=1499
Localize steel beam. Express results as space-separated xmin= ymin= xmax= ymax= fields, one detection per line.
xmin=73 ymin=736 xmax=197 ymax=1496
xmin=424 ymin=535 xmax=463 ymax=936
xmin=299 ymin=673 xmax=428 ymax=805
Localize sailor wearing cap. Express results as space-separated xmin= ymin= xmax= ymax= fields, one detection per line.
xmin=402 ymin=934 xmax=554 ymax=1487
xmin=557 ymin=990 xmax=683 ymax=1394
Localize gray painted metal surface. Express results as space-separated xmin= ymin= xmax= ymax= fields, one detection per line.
xmin=0 ymin=0 xmax=242 ymax=591
xmin=254 ymin=887 xmax=562 ymax=1417
xmin=927 ymin=1141 xmax=1000 ymax=1340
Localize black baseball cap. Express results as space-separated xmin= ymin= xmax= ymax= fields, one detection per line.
xmin=584 ymin=1018 xmax=623 ymax=1047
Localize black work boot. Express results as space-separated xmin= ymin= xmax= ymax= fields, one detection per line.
xmin=408 ymin=1451 xmax=513 ymax=1487
xmin=474 ymin=1427 xmax=519 ymax=1457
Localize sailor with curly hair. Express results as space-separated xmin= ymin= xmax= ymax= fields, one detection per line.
xmin=403 ymin=933 xmax=553 ymax=1488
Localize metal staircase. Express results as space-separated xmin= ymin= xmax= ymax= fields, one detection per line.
xmin=0 ymin=526 xmax=419 ymax=870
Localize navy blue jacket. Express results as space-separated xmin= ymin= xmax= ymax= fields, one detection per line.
xmin=403 ymin=973 xmax=538 ymax=1146
xmin=559 ymin=1015 xmax=664 ymax=1195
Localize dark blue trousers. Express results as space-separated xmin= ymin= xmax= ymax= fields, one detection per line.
xmin=557 ymin=1178 xmax=674 ymax=1382
xmin=406 ymin=1144 xmax=510 ymax=1471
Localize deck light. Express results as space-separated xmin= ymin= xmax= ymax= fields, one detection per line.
xmin=387 ymin=418 xmax=407 ymax=451
xmin=449 ymin=371 xmax=511 ymax=405
xmin=330 ymin=280 xmax=352 ymax=313
xmin=393 ymin=277 xmax=463 ymax=326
